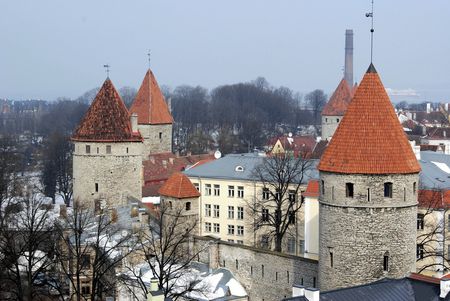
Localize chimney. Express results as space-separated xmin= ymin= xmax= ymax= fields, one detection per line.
xmin=304 ymin=288 xmax=320 ymax=301
xmin=147 ymin=278 xmax=165 ymax=301
xmin=427 ymin=103 xmax=431 ymax=114
xmin=445 ymin=103 xmax=449 ymax=111
xmin=131 ymin=113 xmax=138 ymax=133
xmin=440 ymin=276 xmax=450 ymax=298
xmin=344 ymin=29 xmax=354 ymax=85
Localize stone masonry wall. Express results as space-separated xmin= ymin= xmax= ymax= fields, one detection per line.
xmin=318 ymin=172 xmax=418 ymax=291
xmin=73 ymin=141 xmax=143 ymax=207
xmin=138 ymin=123 xmax=172 ymax=155
xmin=192 ymin=236 xmax=318 ymax=301
xmin=321 ymin=115 xmax=342 ymax=140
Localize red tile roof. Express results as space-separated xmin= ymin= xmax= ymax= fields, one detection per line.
xmin=72 ymin=79 xmax=142 ymax=142
xmin=129 ymin=69 xmax=173 ymax=125
xmin=321 ymin=78 xmax=353 ymax=116
xmin=142 ymin=152 xmax=215 ymax=197
xmin=158 ymin=172 xmax=200 ymax=199
xmin=303 ymin=180 xmax=319 ymax=198
xmin=408 ymin=273 xmax=441 ymax=284
xmin=268 ymin=135 xmax=316 ymax=158
xmin=318 ymin=64 xmax=421 ymax=174
xmin=418 ymin=189 xmax=450 ymax=209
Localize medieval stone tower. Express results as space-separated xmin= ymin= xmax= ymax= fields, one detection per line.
xmin=321 ymin=78 xmax=353 ymax=140
xmin=129 ymin=69 xmax=173 ymax=156
xmin=317 ymin=64 xmax=421 ymax=291
xmin=72 ymin=78 xmax=143 ymax=207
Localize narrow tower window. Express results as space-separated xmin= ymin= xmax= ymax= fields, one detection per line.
xmin=86 ymin=145 xmax=91 ymax=154
xmin=159 ymin=132 xmax=162 ymax=139
xmin=383 ymin=255 xmax=389 ymax=271
xmin=367 ymin=188 xmax=370 ymax=202
xmin=321 ymin=180 xmax=325 ymax=195
xmin=330 ymin=251 xmax=334 ymax=267
xmin=95 ymin=183 xmax=98 ymax=192
xmin=384 ymin=182 xmax=393 ymax=198
xmin=345 ymin=183 xmax=354 ymax=198
xmin=106 ymin=145 xmax=111 ymax=154
xmin=185 ymin=202 xmax=191 ymax=211
xmin=413 ymin=182 xmax=417 ymax=194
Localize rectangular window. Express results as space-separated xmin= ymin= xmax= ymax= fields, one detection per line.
xmin=299 ymin=240 xmax=305 ymax=253
xmin=205 ymin=184 xmax=211 ymax=196
xmin=213 ymin=205 xmax=220 ymax=218
xmin=228 ymin=206 xmax=234 ymax=219
xmin=159 ymin=132 xmax=162 ymax=139
xmin=262 ymin=188 xmax=270 ymax=200
xmin=417 ymin=244 xmax=424 ymax=259
xmin=106 ymin=145 xmax=111 ymax=154
xmin=81 ymin=255 xmax=91 ymax=269
xmin=383 ymin=255 xmax=389 ymax=271
xmin=237 ymin=186 xmax=244 ymax=198
xmin=261 ymin=235 xmax=269 ymax=249
xmin=367 ymin=188 xmax=370 ymax=202
xmin=345 ymin=183 xmax=354 ymax=198
xmin=213 ymin=223 xmax=220 ymax=233
xmin=228 ymin=225 xmax=235 ymax=235
xmin=330 ymin=252 xmax=334 ymax=267
xmin=237 ymin=225 xmax=244 ymax=236
xmin=288 ymin=190 xmax=296 ymax=203
xmin=287 ymin=238 xmax=295 ymax=254
xmin=85 ymin=145 xmax=91 ymax=154
xmin=275 ymin=189 xmax=281 ymax=200
xmin=417 ymin=214 xmax=424 ymax=230
xmin=205 ymin=204 xmax=211 ymax=217
xmin=194 ymin=183 xmax=200 ymax=191
xmin=288 ymin=211 xmax=296 ymax=224
xmin=214 ymin=184 xmax=220 ymax=196
xmin=237 ymin=207 xmax=244 ymax=220
xmin=384 ymin=182 xmax=393 ymax=198
xmin=321 ymin=180 xmax=325 ymax=195
xmin=262 ymin=208 xmax=269 ymax=222
xmin=81 ymin=286 xmax=91 ymax=295
xmin=205 ymin=222 xmax=212 ymax=232
xmin=95 ymin=183 xmax=98 ymax=193
xmin=413 ymin=182 xmax=417 ymax=194
xmin=228 ymin=185 xmax=235 ymax=197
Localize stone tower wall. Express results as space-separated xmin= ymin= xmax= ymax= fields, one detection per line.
xmin=73 ymin=141 xmax=143 ymax=207
xmin=138 ymin=123 xmax=172 ymax=155
xmin=321 ymin=115 xmax=342 ymax=140
xmin=318 ymin=171 xmax=418 ymax=291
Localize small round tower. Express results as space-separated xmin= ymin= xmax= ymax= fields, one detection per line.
xmin=72 ymin=78 xmax=143 ymax=208
xmin=317 ymin=64 xmax=421 ymax=291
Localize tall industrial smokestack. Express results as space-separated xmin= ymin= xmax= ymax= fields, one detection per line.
xmin=344 ymin=29 xmax=353 ymax=85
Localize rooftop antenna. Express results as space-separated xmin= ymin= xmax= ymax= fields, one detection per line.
xmin=365 ymin=0 xmax=374 ymax=63
xmin=147 ymin=50 xmax=151 ymax=69
xmin=103 ymin=64 xmax=110 ymax=78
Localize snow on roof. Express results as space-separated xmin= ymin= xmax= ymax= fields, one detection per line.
xmin=142 ymin=196 xmax=161 ymax=204
xmin=431 ymin=161 xmax=450 ymax=174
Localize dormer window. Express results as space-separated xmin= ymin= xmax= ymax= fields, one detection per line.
xmin=235 ymin=166 xmax=244 ymax=172
xmin=384 ymin=182 xmax=393 ymax=198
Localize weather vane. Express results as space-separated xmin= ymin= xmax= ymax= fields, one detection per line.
xmin=147 ymin=50 xmax=151 ymax=69
xmin=365 ymin=0 xmax=374 ymax=63
xmin=103 ymin=64 xmax=110 ymax=77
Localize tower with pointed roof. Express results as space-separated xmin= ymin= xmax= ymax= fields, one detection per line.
xmin=72 ymin=78 xmax=143 ymax=207
xmin=130 ymin=69 xmax=173 ymax=156
xmin=317 ymin=64 xmax=420 ymax=291
xmin=321 ymin=78 xmax=354 ymax=140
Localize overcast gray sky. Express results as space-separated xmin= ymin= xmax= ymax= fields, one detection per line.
xmin=1 ymin=0 xmax=449 ymax=102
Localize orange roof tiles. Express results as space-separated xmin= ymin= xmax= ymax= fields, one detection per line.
xmin=129 ymin=69 xmax=173 ymax=125
xmin=72 ymin=79 xmax=142 ymax=142
xmin=303 ymin=180 xmax=319 ymax=197
xmin=321 ymin=78 xmax=353 ymax=116
xmin=158 ymin=172 xmax=200 ymax=199
xmin=318 ymin=64 xmax=421 ymax=174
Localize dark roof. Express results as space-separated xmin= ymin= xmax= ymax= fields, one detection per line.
xmin=72 ymin=78 xmax=142 ymax=142
xmin=319 ymin=277 xmax=444 ymax=301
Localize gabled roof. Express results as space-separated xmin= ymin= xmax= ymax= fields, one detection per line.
xmin=268 ymin=135 xmax=316 ymax=158
xmin=303 ymin=180 xmax=319 ymax=198
xmin=158 ymin=172 xmax=200 ymax=199
xmin=321 ymin=78 xmax=353 ymax=116
xmin=318 ymin=64 xmax=421 ymax=174
xmin=129 ymin=69 xmax=173 ymax=125
xmin=72 ymin=78 xmax=142 ymax=142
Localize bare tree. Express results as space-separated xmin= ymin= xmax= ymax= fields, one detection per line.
xmin=121 ymin=202 xmax=207 ymax=300
xmin=249 ymin=153 xmax=313 ymax=252
xmin=54 ymin=202 xmax=137 ymax=301
xmin=305 ymin=89 xmax=327 ymax=125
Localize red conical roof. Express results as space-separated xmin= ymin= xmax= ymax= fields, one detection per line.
xmin=321 ymin=78 xmax=353 ymax=116
xmin=72 ymin=78 xmax=142 ymax=142
xmin=130 ymin=69 xmax=173 ymax=125
xmin=318 ymin=64 xmax=421 ymax=174
xmin=158 ymin=172 xmax=200 ymax=199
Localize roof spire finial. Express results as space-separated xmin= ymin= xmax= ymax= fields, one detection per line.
xmin=103 ymin=64 xmax=110 ymax=78
xmin=147 ymin=50 xmax=151 ymax=69
xmin=365 ymin=0 xmax=374 ymax=63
